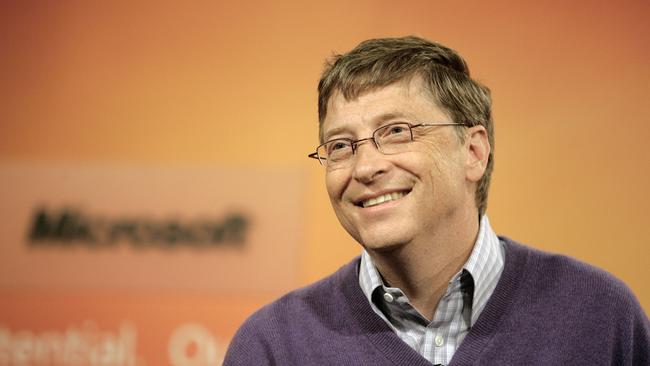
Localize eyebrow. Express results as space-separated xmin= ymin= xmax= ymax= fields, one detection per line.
xmin=323 ymin=112 xmax=411 ymax=141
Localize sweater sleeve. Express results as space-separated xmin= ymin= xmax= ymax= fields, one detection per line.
xmin=607 ymin=278 xmax=650 ymax=366
xmin=222 ymin=316 xmax=274 ymax=366
xmin=628 ymin=301 xmax=650 ymax=365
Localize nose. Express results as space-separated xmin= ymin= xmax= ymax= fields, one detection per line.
xmin=351 ymin=139 xmax=389 ymax=184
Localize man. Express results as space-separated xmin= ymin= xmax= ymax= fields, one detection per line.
xmin=224 ymin=36 xmax=649 ymax=365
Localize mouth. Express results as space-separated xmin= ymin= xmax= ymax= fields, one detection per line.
xmin=355 ymin=190 xmax=410 ymax=208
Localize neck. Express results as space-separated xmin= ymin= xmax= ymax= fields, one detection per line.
xmin=367 ymin=211 xmax=480 ymax=320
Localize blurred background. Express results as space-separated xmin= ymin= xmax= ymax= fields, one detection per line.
xmin=1 ymin=1 xmax=648 ymax=365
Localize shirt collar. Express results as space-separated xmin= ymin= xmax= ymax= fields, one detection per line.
xmin=358 ymin=215 xmax=505 ymax=325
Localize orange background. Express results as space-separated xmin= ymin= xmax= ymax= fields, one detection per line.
xmin=0 ymin=0 xmax=648 ymax=364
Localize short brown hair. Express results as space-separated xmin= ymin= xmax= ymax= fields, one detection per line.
xmin=317 ymin=36 xmax=494 ymax=216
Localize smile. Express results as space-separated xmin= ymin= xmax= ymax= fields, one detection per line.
xmin=360 ymin=191 xmax=409 ymax=208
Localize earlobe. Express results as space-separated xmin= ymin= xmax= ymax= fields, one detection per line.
xmin=465 ymin=126 xmax=490 ymax=183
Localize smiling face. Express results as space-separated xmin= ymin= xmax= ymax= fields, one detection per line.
xmin=322 ymin=76 xmax=484 ymax=252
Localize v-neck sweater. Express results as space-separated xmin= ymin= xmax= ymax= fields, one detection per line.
xmin=223 ymin=238 xmax=649 ymax=365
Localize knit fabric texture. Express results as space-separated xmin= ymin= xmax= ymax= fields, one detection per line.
xmin=223 ymin=238 xmax=650 ymax=365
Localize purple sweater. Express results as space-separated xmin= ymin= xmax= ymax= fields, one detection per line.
xmin=224 ymin=238 xmax=649 ymax=365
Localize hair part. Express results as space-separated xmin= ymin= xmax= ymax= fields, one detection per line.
xmin=317 ymin=36 xmax=494 ymax=216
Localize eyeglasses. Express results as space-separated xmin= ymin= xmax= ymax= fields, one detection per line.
xmin=308 ymin=122 xmax=466 ymax=169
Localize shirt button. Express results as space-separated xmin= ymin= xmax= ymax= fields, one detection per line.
xmin=434 ymin=335 xmax=444 ymax=347
xmin=383 ymin=292 xmax=394 ymax=303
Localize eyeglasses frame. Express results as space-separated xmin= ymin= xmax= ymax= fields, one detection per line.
xmin=307 ymin=121 xmax=468 ymax=166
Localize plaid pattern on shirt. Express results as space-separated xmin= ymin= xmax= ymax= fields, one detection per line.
xmin=359 ymin=216 xmax=505 ymax=365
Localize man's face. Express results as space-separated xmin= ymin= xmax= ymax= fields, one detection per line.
xmin=322 ymin=76 xmax=480 ymax=252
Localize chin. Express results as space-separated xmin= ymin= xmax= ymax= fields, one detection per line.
xmin=357 ymin=230 xmax=411 ymax=254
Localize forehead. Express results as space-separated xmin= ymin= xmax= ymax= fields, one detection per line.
xmin=321 ymin=76 xmax=447 ymax=141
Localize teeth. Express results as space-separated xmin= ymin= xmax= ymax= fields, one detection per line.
xmin=362 ymin=191 xmax=407 ymax=208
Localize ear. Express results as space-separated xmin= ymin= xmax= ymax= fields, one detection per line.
xmin=465 ymin=125 xmax=490 ymax=183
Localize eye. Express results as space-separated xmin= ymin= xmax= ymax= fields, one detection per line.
xmin=377 ymin=123 xmax=411 ymax=141
xmin=330 ymin=141 xmax=349 ymax=151
xmin=326 ymin=140 xmax=352 ymax=155
xmin=388 ymin=125 xmax=407 ymax=135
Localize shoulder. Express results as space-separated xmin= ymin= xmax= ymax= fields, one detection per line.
xmin=254 ymin=256 xmax=359 ymax=323
xmin=223 ymin=258 xmax=361 ymax=365
xmin=498 ymin=237 xmax=649 ymax=364
xmin=502 ymin=237 xmax=637 ymax=307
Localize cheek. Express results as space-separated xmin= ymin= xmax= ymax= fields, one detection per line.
xmin=325 ymin=170 xmax=346 ymax=200
xmin=408 ymin=142 xmax=448 ymax=177
xmin=407 ymin=142 xmax=464 ymax=194
xmin=418 ymin=135 xmax=463 ymax=165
